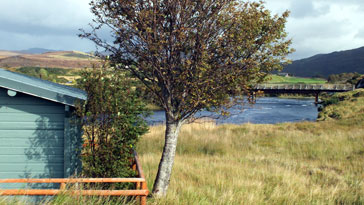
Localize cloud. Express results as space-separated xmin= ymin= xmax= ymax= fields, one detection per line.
xmin=0 ymin=0 xmax=94 ymax=51
xmin=0 ymin=0 xmax=92 ymax=29
xmin=289 ymin=0 xmax=329 ymax=18
xmin=0 ymin=30 xmax=95 ymax=51
xmin=355 ymin=28 xmax=364 ymax=39
xmin=0 ymin=20 xmax=76 ymax=37
xmin=265 ymin=0 xmax=364 ymax=59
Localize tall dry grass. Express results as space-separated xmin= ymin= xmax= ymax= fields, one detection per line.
xmin=138 ymin=90 xmax=364 ymax=204
xmin=0 ymin=187 xmax=135 ymax=205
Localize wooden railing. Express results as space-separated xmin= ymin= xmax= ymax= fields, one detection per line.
xmin=0 ymin=151 xmax=148 ymax=205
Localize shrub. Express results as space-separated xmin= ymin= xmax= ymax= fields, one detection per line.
xmin=321 ymin=96 xmax=339 ymax=107
xmin=353 ymin=90 xmax=364 ymax=97
xmin=76 ymin=66 xmax=149 ymax=189
xmin=328 ymin=110 xmax=342 ymax=119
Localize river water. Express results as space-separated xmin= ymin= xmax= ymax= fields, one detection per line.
xmin=146 ymin=97 xmax=319 ymax=125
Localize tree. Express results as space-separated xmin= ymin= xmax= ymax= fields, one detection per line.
xmin=39 ymin=68 xmax=49 ymax=80
xmin=81 ymin=0 xmax=293 ymax=196
xmin=76 ymin=67 xmax=149 ymax=188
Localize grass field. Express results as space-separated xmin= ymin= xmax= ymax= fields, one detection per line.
xmin=266 ymin=75 xmax=327 ymax=84
xmin=137 ymin=89 xmax=364 ymax=204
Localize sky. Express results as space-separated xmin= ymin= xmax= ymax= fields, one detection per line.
xmin=1 ymin=0 xmax=364 ymax=60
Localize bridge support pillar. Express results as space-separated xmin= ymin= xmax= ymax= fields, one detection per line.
xmin=315 ymin=92 xmax=320 ymax=104
xmin=249 ymin=92 xmax=256 ymax=102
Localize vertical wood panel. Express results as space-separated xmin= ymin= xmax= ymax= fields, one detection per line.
xmin=63 ymin=105 xmax=71 ymax=178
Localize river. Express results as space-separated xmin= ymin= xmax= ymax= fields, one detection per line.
xmin=146 ymin=97 xmax=319 ymax=125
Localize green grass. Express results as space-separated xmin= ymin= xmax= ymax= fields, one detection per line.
xmin=266 ymin=75 xmax=327 ymax=84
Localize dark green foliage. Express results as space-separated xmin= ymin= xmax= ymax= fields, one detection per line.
xmin=16 ymin=66 xmax=68 ymax=76
xmin=283 ymin=46 xmax=364 ymax=78
xmin=353 ymin=91 xmax=364 ymax=97
xmin=328 ymin=72 xmax=362 ymax=84
xmin=321 ymin=96 xmax=340 ymax=107
xmin=76 ymin=67 xmax=149 ymax=189
xmin=321 ymin=93 xmax=351 ymax=107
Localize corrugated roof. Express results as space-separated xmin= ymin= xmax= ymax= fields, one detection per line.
xmin=0 ymin=68 xmax=87 ymax=106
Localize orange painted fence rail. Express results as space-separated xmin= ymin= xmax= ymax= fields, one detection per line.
xmin=0 ymin=151 xmax=148 ymax=205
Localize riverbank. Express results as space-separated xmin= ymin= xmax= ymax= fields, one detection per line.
xmin=138 ymin=89 xmax=364 ymax=204
xmin=147 ymin=97 xmax=318 ymax=125
xmin=275 ymin=93 xmax=315 ymax=99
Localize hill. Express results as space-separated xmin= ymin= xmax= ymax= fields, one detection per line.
xmin=0 ymin=50 xmax=100 ymax=69
xmin=0 ymin=50 xmax=22 ymax=59
xmin=17 ymin=48 xmax=58 ymax=54
xmin=283 ymin=46 xmax=364 ymax=78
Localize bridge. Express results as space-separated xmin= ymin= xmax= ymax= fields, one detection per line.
xmin=252 ymin=84 xmax=355 ymax=103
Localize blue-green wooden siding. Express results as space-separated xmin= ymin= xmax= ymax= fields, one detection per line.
xmin=0 ymin=87 xmax=66 ymax=189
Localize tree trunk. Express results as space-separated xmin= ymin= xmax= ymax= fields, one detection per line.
xmin=152 ymin=116 xmax=182 ymax=197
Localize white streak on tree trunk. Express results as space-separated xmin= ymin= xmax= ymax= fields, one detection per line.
xmin=152 ymin=115 xmax=182 ymax=196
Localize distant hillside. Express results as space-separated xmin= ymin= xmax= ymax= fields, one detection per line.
xmin=17 ymin=48 xmax=58 ymax=54
xmin=0 ymin=50 xmax=100 ymax=69
xmin=283 ymin=46 xmax=364 ymax=78
xmin=0 ymin=50 xmax=22 ymax=59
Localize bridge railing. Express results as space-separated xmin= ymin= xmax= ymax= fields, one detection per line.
xmin=254 ymin=84 xmax=354 ymax=91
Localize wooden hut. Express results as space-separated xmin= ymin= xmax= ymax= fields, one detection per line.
xmin=0 ymin=68 xmax=86 ymax=189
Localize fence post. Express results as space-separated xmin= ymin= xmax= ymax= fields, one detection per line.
xmin=141 ymin=181 xmax=147 ymax=205
xmin=60 ymin=183 xmax=66 ymax=190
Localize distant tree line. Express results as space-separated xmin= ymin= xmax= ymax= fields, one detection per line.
xmin=327 ymin=72 xmax=363 ymax=85
xmin=15 ymin=67 xmax=72 ymax=83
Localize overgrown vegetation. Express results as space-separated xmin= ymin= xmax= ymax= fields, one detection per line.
xmin=76 ymin=67 xmax=149 ymax=189
xmin=318 ymin=89 xmax=364 ymax=121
